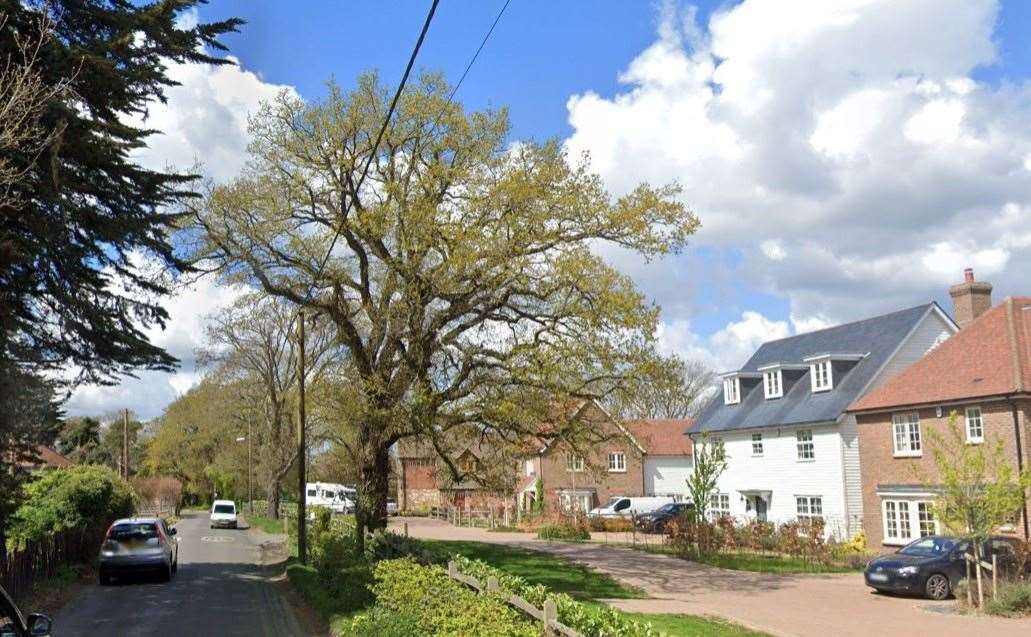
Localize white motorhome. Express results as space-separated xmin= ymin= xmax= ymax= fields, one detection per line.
xmin=588 ymin=496 xmax=674 ymax=518
xmin=305 ymin=482 xmax=356 ymax=514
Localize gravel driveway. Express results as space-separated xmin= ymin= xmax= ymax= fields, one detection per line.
xmin=392 ymin=517 xmax=1031 ymax=637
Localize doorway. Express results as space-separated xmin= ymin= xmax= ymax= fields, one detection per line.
xmin=754 ymin=496 xmax=767 ymax=522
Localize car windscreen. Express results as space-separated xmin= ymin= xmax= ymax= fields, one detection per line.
xmin=110 ymin=523 xmax=159 ymax=540
xmin=655 ymin=503 xmax=678 ymax=514
xmin=899 ymin=536 xmax=956 ymax=557
xmin=213 ymin=504 xmax=235 ymax=514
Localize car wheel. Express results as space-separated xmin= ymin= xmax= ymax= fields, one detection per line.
xmin=925 ymin=573 xmax=950 ymax=600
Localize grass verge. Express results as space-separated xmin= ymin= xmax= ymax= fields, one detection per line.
xmin=244 ymin=512 xmax=285 ymax=535
xmin=621 ymin=611 xmax=771 ymax=637
xmin=618 ymin=542 xmax=861 ymax=574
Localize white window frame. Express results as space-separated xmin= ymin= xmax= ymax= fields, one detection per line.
xmin=607 ymin=452 xmax=626 ymax=473
xmin=763 ymin=369 xmax=783 ymax=399
xmin=810 ymin=359 xmax=833 ymax=392
xmin=796 ymin=429 xmax=815 ymax=461
xmin=795 ymin=495 xmax=823 ymax=521
xmin=525 ymin=459 xmax=535 ymax=477
xmin=566 ymin=453 xmax=584 ymax=472
xmin=723 ymin=377 xmax=741 ymax=405
xmin=751 ymin=433 xmax=764 ymax=457
xmin=892 ymin=412 xmax=922 ymax=457
xmin=709 ymin=493 xmax=731 ymax=519
xmin=965 ymin=406 xmax=984 ymax=444
xmin=881 ymin=497 xmax=939 ymax=545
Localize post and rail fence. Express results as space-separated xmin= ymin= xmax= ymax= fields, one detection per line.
xmin=446 ymin=560 xmax=580 ymax=637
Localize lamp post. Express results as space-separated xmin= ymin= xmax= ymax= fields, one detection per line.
xmin=236 ymin=424 xmax=253 ymax=514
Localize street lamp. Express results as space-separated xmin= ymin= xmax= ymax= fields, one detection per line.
xmin=236 ymin=429 xmax=253 ymax=514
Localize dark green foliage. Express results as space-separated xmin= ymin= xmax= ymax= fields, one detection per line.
xmin=286 ymin=561 xmax=374 ymax=619
xmin=0 ymin=0 xmax=241 ymax=381
xmin=8 ymin=464 xmax=136 ymax=546
xmin=365 ymin=530 xmax=442 ymax=565
xmin=537 ymin=523 xmax=591 ymax=542
xmin=339 ymin=606 xmax=421 ymax=637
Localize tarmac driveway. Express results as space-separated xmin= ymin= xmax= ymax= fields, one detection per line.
xmin=392 ymin=517 xmax=1031 ymax=637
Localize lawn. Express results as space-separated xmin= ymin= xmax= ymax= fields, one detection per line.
xmin=429 ymin=540 xmax=771 ymax=636
xmin=692 ymin=551 xmax=860 ymax=574
xmin=243 ymin=512 xmax=285 ymax=535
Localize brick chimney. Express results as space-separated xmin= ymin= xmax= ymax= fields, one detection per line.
xmin=949 ymin=268 xmax=992 ymax=329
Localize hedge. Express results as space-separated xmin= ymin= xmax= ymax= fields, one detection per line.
xmin=450 ymin=555 xmax=662 ymax=637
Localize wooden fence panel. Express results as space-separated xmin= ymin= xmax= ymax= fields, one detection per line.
xmin=1 ymin=528 xmax=99 ymax=603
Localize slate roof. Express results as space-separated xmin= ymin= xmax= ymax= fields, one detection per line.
xmin=851 ymin=297 xmax=1031 ymax=411
xmin=692 ymin=303 xmax=942 ymax=434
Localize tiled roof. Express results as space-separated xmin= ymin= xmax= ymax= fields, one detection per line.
xmin=693 ymin=303 xmax=943 ymax=433
xmin=17 ymin=446 xmax=72 ymax=469
xmin=624 ymin=419 xmax=694 ymax=456
xmin=851 ymin=297 xmax=1031 ymax=411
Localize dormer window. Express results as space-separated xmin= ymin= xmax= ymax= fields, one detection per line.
xmin=723 ymin=377 xmax=741 ymax=405
xmin=763 ymin=370 xmax=783 ymax=399
xmin=810 ymin=359 xmax=833 ymax=392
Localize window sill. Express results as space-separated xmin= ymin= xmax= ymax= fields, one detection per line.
xmin=752 ymin=454 xmax=764 ymax=458
xmin=796 ymin=458 xmax=816 ymax=463
xmin=607 ymin=469 xmax=627 ymax=473
xmin=965 ymin=439 xmax=984 ymax=445
xmin=892 ymin=451 xmax=922 ymax=458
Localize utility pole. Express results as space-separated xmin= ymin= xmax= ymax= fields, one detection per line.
xmin=296 ymin=311 xmax=308 ymax=564
xmin=247 ymin=418 xmax=253 ymax=514
xmin=122 ymin=409 xmax=129 ymax=479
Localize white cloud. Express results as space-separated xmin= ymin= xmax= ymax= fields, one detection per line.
xmin=656 ymin=311 xmax=790 ymax=372
xmin=566 ymin=0 xmax=1031 ymax=364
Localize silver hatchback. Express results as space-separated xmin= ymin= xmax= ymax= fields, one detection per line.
xmin=98 ymin=517 xmax=179 ymax=584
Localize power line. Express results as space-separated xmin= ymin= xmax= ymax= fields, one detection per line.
xmin=446 ymin=0 xmax=512 ymax=104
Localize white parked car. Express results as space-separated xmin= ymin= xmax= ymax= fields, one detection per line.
xmin=210 ymin=500 xmax=238 ymax=529
xmin=588 ymin=496 xmax=674 ymax=519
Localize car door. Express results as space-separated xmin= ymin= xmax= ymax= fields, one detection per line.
xmin=0 ymin=586 xmax=27 ymax=637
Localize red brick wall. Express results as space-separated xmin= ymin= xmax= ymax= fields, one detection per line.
xmin=857 ymin=398 xmax=1031 ymax=547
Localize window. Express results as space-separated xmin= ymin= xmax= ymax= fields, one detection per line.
xmin=525 ymin=459 xmax=535 ymax=476
xmin=566 ymin=453 xmax=584 ymax=472
xmin=885 ymin=501 xmax=899 ymax=540
xmin=810 ymin=360 xmax=833 ymax=391
xmin=796 ymin=496 xmax=823 ymax=521
xmin=751 ymin=433 xmax=764 ymax=456
xmin=560 ymin=492 xmax=591 ymax=512
xmin=965 ymin=407 xmax=984 ymax=443
xmin=892 ymin=413 xmax=922 ymax=456
xmin=723 ymin=377 xmax=740 ymax=405
xmin=709 ymin=493 xmax=731 ymax=519
xmin=607 ymin=452 xmax=626 ymax=472
xmin=763 ymin=370 xmax=782 ymax=399
xmin=796 ymin=429 xmax=815 ymax=460
xmin=917 ymin=503 xmax=937 ymax=537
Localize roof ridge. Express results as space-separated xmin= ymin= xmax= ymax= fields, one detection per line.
xmin=755 ymin=302 xmax=935 ymax=347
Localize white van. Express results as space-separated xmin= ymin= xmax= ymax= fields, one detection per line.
xmin=588 ymin=496 xmax=674 ymax=519
xmin=210 ymin=500 xmax=238 ymax=529
xmin=304 ymin=482 xmax=356 ymax=514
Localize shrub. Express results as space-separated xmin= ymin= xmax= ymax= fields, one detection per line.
xmin=372 ymin=558 xmax=537 ymax=636
xmin=287 ymin=561 xmax=374 ymax=617
xmin=537 ymin=523 xmax=590 ymax=541
xmin=365 ymin=530 xmax=441 ymax=565
xmin=342 ymin=607 xmax=421 ymax=637
xmin=9 ymin=465 xmax=135 ymax=546
xmin=984 ymin=581 xmax=1031 ymax=617
xmin=588 ymin=517 xmax=634 ymax=533
xmin=450 ymin=555 xmax=661 ymax=637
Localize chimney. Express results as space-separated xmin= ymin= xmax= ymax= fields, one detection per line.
xmin=949 ymin=268 xmax=992 ymax=329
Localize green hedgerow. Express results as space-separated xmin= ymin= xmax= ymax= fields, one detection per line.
xmin=537 ymin=523 xmax=590 ymax=542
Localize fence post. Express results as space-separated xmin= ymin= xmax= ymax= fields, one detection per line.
xmin=965 ymin=553 xmax=973 ymax=606
xmin=542 ymin=599 xmax=557 ymax=635
xmin=404 ymin=522 xmax=409 ymax=537
xmin=448 ymin=561 xmax=457 ymax=579
xmin=992 ymin=554 xmax=997 ymax=598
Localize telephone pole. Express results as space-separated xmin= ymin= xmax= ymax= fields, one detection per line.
xmin=122 ymin=409 xmax=129 ymax=479
xmin=296 ymin=311 xmax=308 ymax=564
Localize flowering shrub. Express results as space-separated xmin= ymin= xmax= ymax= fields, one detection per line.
xmin=667 ymin=516 xmax=844 ymax=564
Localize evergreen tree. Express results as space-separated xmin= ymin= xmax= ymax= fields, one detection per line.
xmin=0 ymin=0 xmax=241 ymax=382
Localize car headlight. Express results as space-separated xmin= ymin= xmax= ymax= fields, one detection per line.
xmin=897 ymin=566 xmax=919 ymax=576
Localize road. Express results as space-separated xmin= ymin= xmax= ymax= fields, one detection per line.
xmin=54 ymin=512 xmax=304 ymax=637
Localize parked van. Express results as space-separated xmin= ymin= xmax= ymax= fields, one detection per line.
xmin=304 ymin=482 xmax=356 ymax=514
xmin=588 ymin=496 xmax=674 ymax=518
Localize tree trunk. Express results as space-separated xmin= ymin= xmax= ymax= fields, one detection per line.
xmin=266 ymin=480 xmax=281 ymax=520
xmin=354 ymin=436 xmax=391 ymax=553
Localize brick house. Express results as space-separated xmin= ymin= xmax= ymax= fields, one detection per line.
xmin=850 ymin=270 xmax=1031 ymax=547
xmin=395 ymin=438 xmax=513 ymax=513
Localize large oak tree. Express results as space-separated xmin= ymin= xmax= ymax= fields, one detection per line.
xmin=194 ymin=74 xmax=699 ymax=539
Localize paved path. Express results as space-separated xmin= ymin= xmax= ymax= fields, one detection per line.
xmin=392 ymin=517 xmax=1031 ymax=637
xmin=54 ymin=512 xmax=304 ymax=637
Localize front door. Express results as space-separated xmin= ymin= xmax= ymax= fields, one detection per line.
xmin=754 ymin=496 xmax=767 ymax=522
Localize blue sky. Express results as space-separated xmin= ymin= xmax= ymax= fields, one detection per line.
xmin=68 ymin=1 xmax=1031 ymax=418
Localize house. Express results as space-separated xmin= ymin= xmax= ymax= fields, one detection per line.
xmin=395 ymin=438 xmax=513 ymax=513
xmin=850 ymin=270 xmax=1030 ymax=547
xmin=625 ymin=418 xmax=695 ymax=498
xmin=15 ymin=446 xmax=72 ymax=471
xmin=516 ymin=400 xmax=648 ymax=513
xmin=691 ymin=302 xmax=958 ymax=538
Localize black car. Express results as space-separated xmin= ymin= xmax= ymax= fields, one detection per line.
xmin=0 ymin=584 xmax=53 ymax=637
xmin=634 ymin=502 xmax=694 ymax=533
xmin=864 ymin=534 xmax=1028 ymax=600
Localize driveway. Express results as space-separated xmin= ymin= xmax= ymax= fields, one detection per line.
xmin=392 ymin=517 xmax=1031 ymax=637
xmin=54 ymin=512 xmax=304 ymax=637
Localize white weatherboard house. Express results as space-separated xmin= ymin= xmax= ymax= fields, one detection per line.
xmin=690 ymin=303 xmax=957 ymax=539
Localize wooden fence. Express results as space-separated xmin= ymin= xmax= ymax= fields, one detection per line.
xmin=446 ymin=561 xmax=581 ymax=637
xmin=1 ymin=527 xmax=100 ymax=602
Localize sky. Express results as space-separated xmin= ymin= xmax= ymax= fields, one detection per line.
xmin=65 ymin=0 xmax=1031 ymax=419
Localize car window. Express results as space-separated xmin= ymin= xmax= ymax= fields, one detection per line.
xmin=307 ymin=489 xmax=317 ymax=497
xmin=614 ymin=499 xmax=630 ymax=511
xmin=110 ymin=522 xmax=159 ymax=541
xmin=899 ymin=536 xmax=957 ymax=557
xmin=213 ymin=504 xmax=235 ymax=514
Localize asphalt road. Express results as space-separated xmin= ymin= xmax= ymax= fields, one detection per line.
xmin=53 ymin=512 xmax=304 ymax=637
